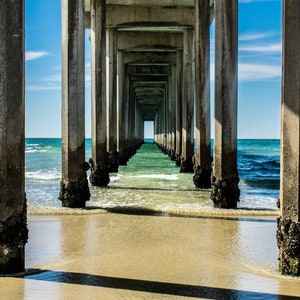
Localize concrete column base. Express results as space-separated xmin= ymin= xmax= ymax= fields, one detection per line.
xmin=210 ymin=176 xmax=240 ymax=208
xmin=89 ymin=158 xmax=110 ymax=187
xmin=193 ymin=165 xmax=212 ymax=189
xmin=0 ymin=209 xmax=28 ymax=274
xmin=168 ymin=149 xmax=176 ymax=161
xmin=59 ymin=174 xmax=90 ymax=208
xmin=175 ymin=153 xmax=181 ymax=167
xmin=276 ymin=217 xmax=300 ymax=276
xmin=180 ymin=157 xmax=194 ymax=173
xmin=59 ymin=162 xmax=90 ymax=207
xmin=108 ymin=151 xmax=119 ymax=173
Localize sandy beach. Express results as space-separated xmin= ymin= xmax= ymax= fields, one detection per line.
xmin=0 ymin=211 xmax=300 ymax=299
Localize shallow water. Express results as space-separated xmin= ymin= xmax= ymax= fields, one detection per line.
xmin=26 ymin=139 xmax=280 ymax=216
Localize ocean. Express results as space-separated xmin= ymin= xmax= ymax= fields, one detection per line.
xmin=25 ymin=138 xmax=280 ymax=215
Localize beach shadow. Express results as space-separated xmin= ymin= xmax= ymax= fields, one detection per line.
xmin=16 ymin=269 xmax=300 ymax=300
xmin=84 ymin=205 xmax=277 ymax=223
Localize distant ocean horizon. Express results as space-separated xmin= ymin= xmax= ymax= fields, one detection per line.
xmin=25 ymin=138 xmax=280 ymax=215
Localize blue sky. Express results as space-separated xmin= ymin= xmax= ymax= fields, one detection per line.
xmin=25 ymin=0 xmax=282 ymax=138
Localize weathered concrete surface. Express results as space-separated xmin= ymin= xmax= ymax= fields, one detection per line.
xmin=60 ymin=0 xmax=90 ymax=207
xmin=175 ymin=50 xmax=182 ymax=167
xmin=276 ymin=0 xmax=300 ymax=276
xmin=180 ymin=28 xmax=194 ymax=173
xmin=193 ymin=0 xmax=211 ymax=188
xmin=107 ymin=28 xmax=119 ymax=173
xmin=0 ymin=0 xmax=28 ymax=273
xmin=89 ymin=0 xmax=110 ymax=186
xmin=211 ymin=0 xmax=239 ymax=208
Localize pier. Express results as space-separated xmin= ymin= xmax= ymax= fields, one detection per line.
xmin=0 ymin=0 xmax=300 ymax=276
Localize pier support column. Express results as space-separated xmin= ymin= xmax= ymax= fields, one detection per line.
xmin=169 ymin=65 xmax=176 ymax=161
xmin=59 ymin=0 xmax=90 ymax=208
xmin=0 ymin=0 xmax=28 ymax=274
xmin=175 ymin=50 xmax=182 ymax=167
xmin=118 ymin=52 xmax=127 ymax=165
xmin=276 ymin=0 xmax=300 ymax=276
xmin=89 ymin=0 xmax=110 ymax=187
xmin=107 ymin=28 xmax=119 ymax=172
xmin=210 ymin=0 xmax=239 ymax=208
xmin=180 ymin=29 xmax=194 ymax=173
xmin=193 ymin=0 xmax=212 ymax=188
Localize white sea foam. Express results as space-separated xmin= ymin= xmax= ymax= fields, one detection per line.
xmin=110 ymin=174 xmax=122 ymax=182
xmin=26 ymin=171 xmax=60 ymax=181
xmin=26 ymin=149 xmax=48 ymax=153
xmin=135 ymin=174 xmax=178 ymax=180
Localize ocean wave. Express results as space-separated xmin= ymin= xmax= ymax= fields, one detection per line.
xmin=26 ymin=171 xmax=61 ymax=181
xmin=26 ymin=149 xmax=48 ymax=153
xmin=240 ymin=179 xmax=279 ymax=189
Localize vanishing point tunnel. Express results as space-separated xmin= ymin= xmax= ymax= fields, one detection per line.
xmin=1 ymin=0 xmax=300 ymax=277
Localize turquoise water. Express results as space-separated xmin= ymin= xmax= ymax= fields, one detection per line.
xmin=25 ymin=138 xmax=280 ymax=214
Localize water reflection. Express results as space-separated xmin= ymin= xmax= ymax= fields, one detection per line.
xmin=12 ymin=214 xmax=300 ymax=299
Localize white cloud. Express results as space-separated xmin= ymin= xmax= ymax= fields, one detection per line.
xmin=239 ymin=0 xmax=280 ymax=3
xmin=25 ymin=51 xmax=49 ymax=61
xmin=239 ymin=32 xmax=277 ymax=41
xmin=238 ymin=63 xmax=281 ymax=81
xmin=239 ymin=42 xmax=282 ymax=53
xmin=26 ymin=84 xmax=60 ymax=91
xmin=210 ymin=62 xmax=281 ymax=81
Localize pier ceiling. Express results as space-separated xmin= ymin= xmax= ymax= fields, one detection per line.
xmin=85 ymin=1 xmax=214 ymax=28
xmin=85 ymin=0 xmax=214 ymax=10
xmin=129 ymin=64 xmax=169 ymax=121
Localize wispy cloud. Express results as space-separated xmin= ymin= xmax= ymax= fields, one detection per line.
xmin=239 ymin=42 xmax=282 ymax=53
xmin=210 ymin=62 xmax=281 ymax=82
xmin=240 ymin=0 xmax=280 ymax=3
xmin=25 ymin=51 xmax=49 ymax=61
xmin=26 ymin=84 xmax=60 ymax=91
xmin=238 ymin=63 xmax=281 ymax=81
xmin=239 ymin=32 xmax=277 ymax=41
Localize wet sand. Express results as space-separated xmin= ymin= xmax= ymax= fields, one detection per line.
xmin=1 ymin=212 xmax=300 ymax=299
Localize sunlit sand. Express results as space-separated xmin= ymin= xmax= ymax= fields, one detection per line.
xmin=1 ymin=212 xmax=300 ymax=299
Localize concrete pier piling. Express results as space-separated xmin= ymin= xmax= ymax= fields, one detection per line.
xmin=89 ymin=0 xmax=110 ymax=187
xmin=193 ymin=0 xmax=212 ymax=188
xmin=0 ymin=0 xmax=28 ymax=273
xmin=210 ymin=0 xmax=240 ymax=208
xmin=59 ymin=0 xmax=90 ymax=207
xmin=276 ymin=0 xmax=300 ymax=276
xmin=180 ymin=28 xmax=194 ymax=173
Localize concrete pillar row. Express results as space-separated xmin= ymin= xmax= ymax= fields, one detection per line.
xmin=180 ymin=28 xmax=194 ymax=173
xmin=276 ymin=0 xmax=300 ymax=276
xmin=89 ymin=0 xmax=110 ymax=187
xmin=193 ymin=0 xmax=212 ymax=188
xmin=0 ymin=0 xmax=28 ymax=274
xmin=210 ymin=0 xmax=240 ymax=208
xmin=59 ymin=0 xmax=90 ymax=207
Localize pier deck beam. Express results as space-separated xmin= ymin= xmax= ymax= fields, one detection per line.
xmin=276 ymin=0 xmax=300 ymax=276
xmin=193 ymin=0 xmax=212 ymax=188
xmin=59 ymin=0 xmax=90 ymax=208
xmin=89 ymin=0 xmax=110 ymax=187
xmin=210 ymin=0 xmax=240 ymax=208
xmin=0 ymin=0 xmax=28 ymax=273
